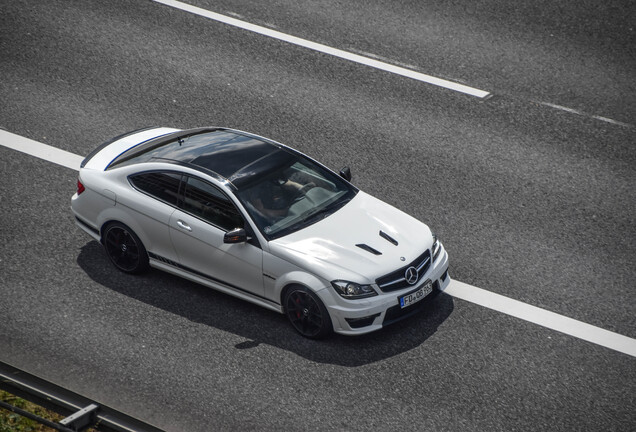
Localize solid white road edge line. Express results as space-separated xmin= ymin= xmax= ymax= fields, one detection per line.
xmin=0 ymin=130 xmax=83 ymax=170
xmin=151 ymin=0 xmax=491 ymax=99
xmin=445 ymin=280 xmax=636 ymax=357
xmin=1 ymin=130 xmax=634 ymax=357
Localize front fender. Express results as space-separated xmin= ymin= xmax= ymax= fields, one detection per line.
xmin=263 ymin=251 xmax=330 ymax=304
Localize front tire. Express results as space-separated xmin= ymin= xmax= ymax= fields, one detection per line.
xmin=102 ymin=222 xmax=149 ymax=274
xmin=284 ymin=286 xmax=333 ymax=339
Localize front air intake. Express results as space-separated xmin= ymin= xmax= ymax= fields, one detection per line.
xmin=379 ymin=230 xmax=398 ymax=246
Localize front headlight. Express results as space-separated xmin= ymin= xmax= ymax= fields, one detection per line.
xmin=331 ymin=280 xmax=378 ymax=299
xmin=432 ymin=233 xmax=441 ymax=261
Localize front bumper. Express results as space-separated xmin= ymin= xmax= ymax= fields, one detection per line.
xmin=323 ymin=246 xmax=450 ymax=335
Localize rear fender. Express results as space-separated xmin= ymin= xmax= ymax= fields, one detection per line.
xmin=97 ymin=207 xmax=151 ymax=248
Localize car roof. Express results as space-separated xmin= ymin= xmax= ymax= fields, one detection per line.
xmin=108 ymin=128 xmax=298 ymax=188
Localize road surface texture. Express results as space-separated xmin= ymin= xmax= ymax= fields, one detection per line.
xmin=1 ymin=1 xmax=634 ymax=431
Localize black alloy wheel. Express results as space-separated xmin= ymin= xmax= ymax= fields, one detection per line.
xmin=103 ymin=222 xmax=149 ymax=274
xmin=284 ymin=287 xmax=332 ymax=339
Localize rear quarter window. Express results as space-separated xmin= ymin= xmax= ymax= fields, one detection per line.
xmin=129 ymin=172 xmax=182 ymax=206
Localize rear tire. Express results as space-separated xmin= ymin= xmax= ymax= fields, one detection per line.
xmin=284 ymin=286 xmax=333 ymax=339
xmin=102 ymin=222 xmax=149 ymax=274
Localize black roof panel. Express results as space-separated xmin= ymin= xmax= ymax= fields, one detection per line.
xmin=109 ymin=129 xmax=286 ymax=180
xmin=188 ymin=131 xmax=278 ymax=179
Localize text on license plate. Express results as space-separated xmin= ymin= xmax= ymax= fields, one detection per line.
xmin=399 ymin=280 xmax=433 ymax=308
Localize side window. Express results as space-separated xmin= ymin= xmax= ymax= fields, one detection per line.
xmin=129 ymin=172 xmax=182 ymax=205
xmin=183 ymin=177 xmax=244 ymax=231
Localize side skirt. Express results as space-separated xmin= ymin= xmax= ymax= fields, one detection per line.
xmin=148 ymin=258 xmax=284 ymax=314
xmin=74 ymin=216 xmax=101 ymax=242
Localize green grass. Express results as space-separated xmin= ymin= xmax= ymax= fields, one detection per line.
xmin=1 ymin=389 xmax=64 ymax=432
xmin=1 ymin=389 xmax=103 ymax=432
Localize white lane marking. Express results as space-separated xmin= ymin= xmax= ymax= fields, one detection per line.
xmin=1 ymin=129 xmax=634 ymax=357
xmin=537 ymin=101 xmax=633 ymax=128
xmin=445 ymin=280 xmax=636 ymax=357
xmin=538 ymin=102 xmax=584 ymax=116
xmin=155 ymin=1 xmax=634 ymax=129
xmin=0 ymin=130 xmax=83 ymax=170
xmin=151 ymin=0 xmax=491 ymax=99
xmin=592 ymin=115 xmax=633 ymax=128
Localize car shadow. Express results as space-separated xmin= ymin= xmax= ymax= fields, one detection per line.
xmin=77 ymin=241 xmax=454 ymax=367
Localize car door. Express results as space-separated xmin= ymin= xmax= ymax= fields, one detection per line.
xmin=126 ymin=171 xmax=181 ymax=263
xmin=169 ymin=175 xmax=264 ymax=297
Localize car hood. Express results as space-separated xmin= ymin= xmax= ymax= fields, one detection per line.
xmin=268 ymin=191 xmax=434 ymax=283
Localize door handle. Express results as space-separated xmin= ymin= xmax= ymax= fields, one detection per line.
xmin=176 ymin=220 xmax=192 ymax=231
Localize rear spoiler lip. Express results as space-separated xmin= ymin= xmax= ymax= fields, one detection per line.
xmin=80 ymin=126 xmax=161 ymax=169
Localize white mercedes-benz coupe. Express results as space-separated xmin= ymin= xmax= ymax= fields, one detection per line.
xmin=71 ymin=127 xmax=450 ymax=338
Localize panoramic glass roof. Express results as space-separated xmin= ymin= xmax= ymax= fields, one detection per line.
xmin=110 ymin=129 xmax=287 ymax=180
xmin=181 ymin=131 xmax=278 ymax=178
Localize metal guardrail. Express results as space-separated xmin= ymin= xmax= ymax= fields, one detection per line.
xmin=0 ymin=361 xmax=166 ymax=432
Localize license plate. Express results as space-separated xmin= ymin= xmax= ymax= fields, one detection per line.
xmin=399 ymin=280 xmax=433 ymax=308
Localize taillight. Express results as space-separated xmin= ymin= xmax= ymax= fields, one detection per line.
xmin=77 ymin=179 xmax=85 ymax=195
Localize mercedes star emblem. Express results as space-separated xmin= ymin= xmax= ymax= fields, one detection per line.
xmin=405 ymin=266 xmax=419 ymax=285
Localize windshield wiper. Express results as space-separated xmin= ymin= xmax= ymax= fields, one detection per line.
xmin=268 ymin=195 xmax=354 ymax=239
xmin=298 ymin=197 xmax=352 ymax=228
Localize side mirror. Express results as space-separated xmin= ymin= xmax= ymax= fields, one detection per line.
xmin=224 ymin=228 xmax=248 ymax=244
xmin=339 ymin=166 xmax=352 ymax=182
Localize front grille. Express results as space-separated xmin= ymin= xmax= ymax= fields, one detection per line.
xmin=376 ymin=249 xmax=431 ymax=292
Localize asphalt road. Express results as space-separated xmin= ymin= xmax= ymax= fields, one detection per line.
xmin=1 ymin=0 xmax=634 ymax=431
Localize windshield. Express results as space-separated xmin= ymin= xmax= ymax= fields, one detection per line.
xmin=235 ymin=155 xmax=357 ymax=240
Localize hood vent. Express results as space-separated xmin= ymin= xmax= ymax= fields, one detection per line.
xmin=379 ymin=230 xmax=398 ymax=246
xmin=356 ymin=244 xmax=382 ymax=256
